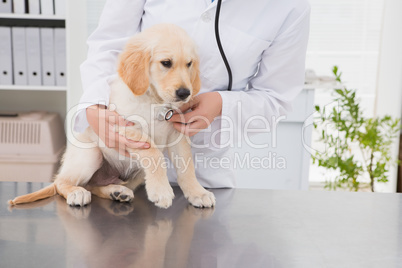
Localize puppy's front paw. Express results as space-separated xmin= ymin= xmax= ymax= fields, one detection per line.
xmin=67 ymin=188 xmax=91 ymax=206
xmin=146 ymin=183 xmax=175 ymax=209
xmin=187 ymin=189 xmax=216 ymax=208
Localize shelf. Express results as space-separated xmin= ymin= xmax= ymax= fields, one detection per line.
xmin=0 ymin=85 xmax=67 ymax=91
xmin=0 ymin=14 xmax=65 ymax=27
xmin=0 ymin=13 xmax=65 ymax=20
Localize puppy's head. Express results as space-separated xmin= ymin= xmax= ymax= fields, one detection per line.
xmin=118 ymin=24 xmax=201 ymax=104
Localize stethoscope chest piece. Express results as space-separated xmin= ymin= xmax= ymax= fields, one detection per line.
xmin=164 ymin=109 xmax=174 ymax=121
xmin=156 ymin=106 xmax=174 ymax=121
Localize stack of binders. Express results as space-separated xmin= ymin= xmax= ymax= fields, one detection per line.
xmin=0 ymin=27 xmax=66 ymax=87
xmin=0 ymin=0 xmax=66 ymax=16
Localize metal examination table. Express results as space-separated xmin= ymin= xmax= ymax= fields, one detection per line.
xmin=1 ymin=182 xmax=401 ymax=267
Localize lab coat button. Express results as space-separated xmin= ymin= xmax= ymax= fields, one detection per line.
xmin=201 ymin=12 xmax=211 ymax=22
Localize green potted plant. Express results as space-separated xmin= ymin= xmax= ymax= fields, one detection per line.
xmin=312 ymin=66 xmax=401 ymax=192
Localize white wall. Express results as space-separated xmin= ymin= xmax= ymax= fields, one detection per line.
xmin=373 ymin=0 xmax=402 ymax=192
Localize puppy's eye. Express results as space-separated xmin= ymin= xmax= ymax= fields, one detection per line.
xmin=187 ymin=61 xmax=192 ymax=68
xmin=161 ymin=60 xmax=172 ymax=68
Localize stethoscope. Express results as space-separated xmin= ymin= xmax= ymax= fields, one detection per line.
xmin=214 ymin=0 xmax=232 ymax=92
xmin=157 ymin=0 xmax=231 ymax=122
xmin=156 ymin=106 xmax=174 ymax=121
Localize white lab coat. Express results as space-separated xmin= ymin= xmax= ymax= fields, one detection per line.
xmin=75 ymin=0 xmax=311 ymax=188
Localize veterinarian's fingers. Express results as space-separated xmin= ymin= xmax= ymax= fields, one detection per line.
xmin=173 ymin=119 xmax=209 ymax=136
xmin=117 ymin=115 xmax=134 ymax=127
xmin=168 ymin=113 xmax=183 ymax=123
xmin=169 ymin=110 xmax=201 ymax=124
xmin=187 ymin=120 xmax=209 ymax=136
xmin=178 ymin=101 xmax=193 ymax=111
xmin=168 ymin=98 xmax=201 ymax=122
xmin=125 ymin=140 xmax=150 ymax=149
xmin=117 ymin=116 xmax=127 ymax=126
xmin=116 ymin=134 xmax=150 ymax=150
xmin=175 ymin=99 xmax=197 ymax=113
xmin=168 ymin=113 xmax=184 ymax=123
xmin=106 ymin=109 xmax=134 ymax=128
xmin=107 ymin=112 xmax=128 ymax=126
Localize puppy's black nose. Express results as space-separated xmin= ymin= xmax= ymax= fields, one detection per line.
xmin=176 ymin=88 xmax=191 ymax=100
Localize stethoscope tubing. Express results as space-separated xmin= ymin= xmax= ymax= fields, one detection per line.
xmin=214 ymin=0 xmax=233 ymax=91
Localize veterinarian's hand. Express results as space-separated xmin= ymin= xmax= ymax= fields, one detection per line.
xmin=168 ymin=92 xmax=222 ymax=136
xmin=86 ymin=105 xmax=150 ymax=157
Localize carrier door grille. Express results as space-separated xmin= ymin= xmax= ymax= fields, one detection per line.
xmin=0 ymin=122 xmax=41 ymax=145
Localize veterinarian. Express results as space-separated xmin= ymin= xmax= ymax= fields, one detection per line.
xmin=74 ymin=0 xmax=311 ymax=188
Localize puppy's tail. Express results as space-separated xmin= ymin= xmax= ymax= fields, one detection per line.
xmin=8 ymin=183 xmax=57 ymax=206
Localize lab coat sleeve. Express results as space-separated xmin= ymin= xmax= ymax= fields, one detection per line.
xmin=215 ymin=6 xmax=311 ymax=148
xmin=74 ymin=0 xmax=146 ymax=132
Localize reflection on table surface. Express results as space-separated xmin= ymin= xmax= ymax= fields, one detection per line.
xmin=1 ymin=182 xmax=245 ymax=268
xmin=1 ymin=182 xmax=402 ymax=267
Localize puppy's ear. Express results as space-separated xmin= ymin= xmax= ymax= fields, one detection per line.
xmin=118 ymin=39 xmax=150 ymax=95
xmin=191 ymin=58 xmax=201 ymax=96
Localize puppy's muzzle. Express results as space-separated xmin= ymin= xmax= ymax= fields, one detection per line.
xmin=175 ymin=88 xmax=191 ymax=101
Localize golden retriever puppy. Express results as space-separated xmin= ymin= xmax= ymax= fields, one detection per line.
xmin=8 ymin=24 xmax=216 ymax=209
